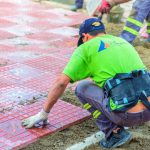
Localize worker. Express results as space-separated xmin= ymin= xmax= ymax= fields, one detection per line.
xmin=98 ymin=0 xmax=150 ymax=43
xmin=21 ymin=18 xmax=150 ymax=148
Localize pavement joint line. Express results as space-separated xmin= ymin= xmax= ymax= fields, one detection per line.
xmin=66 ymin=131 xmax=104 ymax=150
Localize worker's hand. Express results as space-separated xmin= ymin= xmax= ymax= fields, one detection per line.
xmin=98 ymin=0 xmax=112 ymax=14
xmin=21 ymin=109 xmax=49 ymax=128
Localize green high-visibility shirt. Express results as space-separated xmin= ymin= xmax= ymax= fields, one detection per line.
xmin=63 ymin=34 xmax=146 ymax=88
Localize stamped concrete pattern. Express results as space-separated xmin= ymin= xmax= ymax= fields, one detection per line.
xmin=0 ymin=0 xmax=90 ymax=149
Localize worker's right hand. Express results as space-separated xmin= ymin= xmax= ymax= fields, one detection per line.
xmin=21 ymin=109 xmax=49 ymax=128
xmin=98 ymin=0 xmax=112 ymax=14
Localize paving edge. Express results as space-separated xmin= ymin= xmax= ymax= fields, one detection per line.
xmin=66 ymin=131 xmax=105 ymax=150
xmin=66 ymin=130 xmax=150 ymax=150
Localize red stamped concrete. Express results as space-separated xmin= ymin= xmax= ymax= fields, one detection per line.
xmin=0 ymin=44 xmax=16 ymax=52
xmin=24 ymin=55 xmax=68 ymax=74
xmin=0 ymin=64 xmax=44 ymax=84
xmin=0 ymin=100 xmax=90 ymax=150
xmin=0 ymin=18 xmax=16 ymax=27
xmin=24 ymin=73 xmax=57 ymax=92
xmin=0 ymin=0 xmax=89 ymax=149
xmin=48 ymin=37 xmax=78 ymax=50
xmin=0 ymin=30 xmax=17 ymax=40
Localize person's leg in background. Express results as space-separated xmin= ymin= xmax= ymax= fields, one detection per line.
xmin=71 ymin=0 xmax=84 ymax=11
xmin=145 ymin=12 xmax=150 ymax=42
xmin=76 ymin=0 xmax=84 ymax=9
xmin=139 ymin=11 xmax=150 ymax=47
xmin=75 ymin=80 xmax=131 ymax=148
xmin=120 ymin=0 xmax=150 ymax=44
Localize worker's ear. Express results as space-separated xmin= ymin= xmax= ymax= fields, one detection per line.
xmin=82 ymin=33 xmax=90 ymax=43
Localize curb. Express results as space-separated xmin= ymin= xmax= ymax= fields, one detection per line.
xmin=66 ymin=131 xmax=104 ymax=150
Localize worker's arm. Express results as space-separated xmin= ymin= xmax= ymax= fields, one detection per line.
xmin=21 ymin=74 xmax=70 ymax=128
xmin=43 ymin=74 xmax=70 ymax=112
xmin=98 ymin=0 xmax=131 ymax=14
xmin=21 ymin=45 xmax=90 ymax=129
xmin=108 ymin=0 xmax=131 ymax=6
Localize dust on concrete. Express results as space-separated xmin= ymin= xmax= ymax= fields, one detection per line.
xmin=21 ymin=16 xmax=150 ymax=150
xmin=19 ymin=93 xmax=48 ymax=106
xmin=0 ymin=92 xmax=48 ymax=114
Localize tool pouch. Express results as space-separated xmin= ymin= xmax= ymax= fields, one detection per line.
xmin=104 ymin=70 xmax=150 ymax=112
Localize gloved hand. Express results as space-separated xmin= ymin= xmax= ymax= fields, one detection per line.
xmin=98 ymin=0 xmax=112 ymax=14
xmin=21 ymin=109 xmax=49 ymax=128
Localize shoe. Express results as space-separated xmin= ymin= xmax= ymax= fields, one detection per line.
xmin=99 ymin=128 xmax=132 ymax=148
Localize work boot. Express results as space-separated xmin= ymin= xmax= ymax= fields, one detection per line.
xmin=99 ymin=128 xmax=132 ymax=148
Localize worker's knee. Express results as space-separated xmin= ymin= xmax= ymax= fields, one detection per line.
xmin=75 ymin=80 xmax=104 ymax=101
xmin=75 ymin=80 xmax=92 ymax=97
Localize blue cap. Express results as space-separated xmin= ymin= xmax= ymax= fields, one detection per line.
xmin=78 ymin=18 xmax=105 ymax=46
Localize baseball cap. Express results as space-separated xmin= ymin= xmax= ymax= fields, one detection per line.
xmin=78 ymin=18 xmax=105 ymax=47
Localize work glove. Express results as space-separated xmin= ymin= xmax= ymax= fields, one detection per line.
xmin=21 ymin=109 xmax=49 ymax=128
xmin=98 ymin=0 xmax=112 ymax=14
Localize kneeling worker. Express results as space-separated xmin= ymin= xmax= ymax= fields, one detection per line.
xmin=21 ymin=18 xmax=150 ymax=148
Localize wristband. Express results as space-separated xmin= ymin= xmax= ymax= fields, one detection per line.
xmin=40 ymin=109 xmax=49 ymax=117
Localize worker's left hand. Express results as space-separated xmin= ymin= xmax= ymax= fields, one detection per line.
xmin=98 ymin=0 xmax=112 ymax=14
xmin=21 ymin=109 xmax=49 ymax=128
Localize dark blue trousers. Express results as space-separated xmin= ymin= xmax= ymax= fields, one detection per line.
xmin=120 ymin=0 xmax=150 ymax=43
xmin=75 ymin=80 xmax=150 ymax=139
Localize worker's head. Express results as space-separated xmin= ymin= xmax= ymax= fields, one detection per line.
xmin=78 ymin=18 xmax=105 ymax=47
